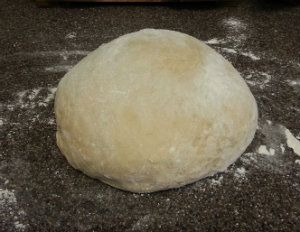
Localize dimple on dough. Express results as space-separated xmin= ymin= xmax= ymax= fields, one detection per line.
xmin=55 ymin=29 xmax=258 ymax=193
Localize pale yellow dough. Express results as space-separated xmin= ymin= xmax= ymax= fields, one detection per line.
xmin=55 ymin=29 xmax=258 ymax=193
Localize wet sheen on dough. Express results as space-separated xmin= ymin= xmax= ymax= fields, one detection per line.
xmin=55 ymin=29 xmax=258 ymax=193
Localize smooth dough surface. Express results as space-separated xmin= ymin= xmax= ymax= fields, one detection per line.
xmin=55 ymin=29 xmax=258 ymax=193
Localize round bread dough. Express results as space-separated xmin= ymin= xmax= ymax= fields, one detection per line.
xmin=55 ymin=29 xmax=258 ymax=193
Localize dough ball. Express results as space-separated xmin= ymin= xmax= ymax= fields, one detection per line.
xmin=55 ymin=29 xmax=258 ymax=193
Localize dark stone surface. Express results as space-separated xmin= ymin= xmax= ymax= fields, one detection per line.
xmin=1 ymin=0 xmax=300 ymax=231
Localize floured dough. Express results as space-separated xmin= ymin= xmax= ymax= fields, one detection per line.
xmin=55 ymin=29 xmax=258 ymax=193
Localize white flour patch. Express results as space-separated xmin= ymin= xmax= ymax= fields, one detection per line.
xmin=205 ymin=38 xmax=226 ymax=45
xmin=38 ymin=87 xmax=57 ymax=107
xmin=210 ymin=17 xmax=264 ymax=63
xmin=257 ymin=145 xmax=275 ymax=156
xmin=288 ymin=79 xmax=300 ymax=86
xmin=238 ymin=123 xmax=299 ymax=174
xmin=12 ymin=86 xmax=57 ymax=110
xmin=284 ymin=128 xmax=300 ymax=156
xmin=27 ymin=88 xmax=41 ymax=100
xmin=280 ymin=144 xmax=285 ymax=153
xmin=48 ymin=118 xmax=55 ymax=125
xmin=295 ymin=160 xmax=300 ymax=165
xmin=241 ymin=152 xmax=287 ymax=174
xmin=234 ymin=167 xmax=246 ymax=180
xmin=221 ymin=47 xmax=237 ymax=54
xmin=244 ymin=71 xmax=271 ymax=88
xmin=17 ymin=90 xmax=28 ymax=105
xmin=16 ymin=88 xmax=42 ymax=109
xmin=222 ymin=17 xmax=247 ymax=48
xmin=3 ymin=86 xmax=58 ymax=127
xmin=240 ymin=51 xmax=260 ymax=61
xmin=240 ymin=153 xmax=258 ymax=166
xmin=220 ymin=48 xmax=261 ymax=61
xmin=210 ymin=176 xmax=223 ymax=186
xmin=223 ymin=17 xmax=246 ymax=31
xmin=14 ymin=221 xmax=27 ymax=231
xmin=288 ymin=78 xmax=300 ymax=94
xmin=65 ymin=32 xmax=76 ymax=39
xmin=0 ymin=188 xmax=17 ymax=205
xmin=45 ymin=65 xmax=73 ymax=73
xmin=0 ymin=188 xmax=27 ymax=231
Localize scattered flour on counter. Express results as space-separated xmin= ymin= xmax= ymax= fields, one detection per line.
xmin=288 ymin=79 xmax=300 ymax=86
xmin=266 ymin=120 xmax=272 ymax=125
xmin=208 ymin=17 xmax=262 ymax=62
xmin=27 ymin=88 xmax=41 ymax=100
xmin=285 ymin=128 xmax=300 ymax=156
xmin=14 ymin=221 xmax=27 ymax=231
xmin=16 ymin=88 xmax=42 ymax=109
xmin=0 ymin=188 xmax=27 ymax=231
xmin=17 ymin=91 xmax=27 ymax=105
xmin=240 ymin=152 xmax=257 ymax=165
xmin=5 ymin=50 xmax=90 ymax=61
xmin=288 ymin=79 xmax=300 ymax=94
xmin=221 ymin=47 xmax=237 ymax=54
xmin=240 ymin=51 xmax=260 ymax=61
xmin=58 ymin=50 xmax=89 ymax=61
xmin=259 ymin=73 xmax=272 ymax=85
xmin=234 ymin=167 xmax=246 ymax=180
xmin=15 ymin=87 xmax=57 ymax=109
xmin=3 ymin=87 xmax=58 ymax=127
xmin=28 ymin=50 xmax=89 ymax=57
xmin=131 ymin=214 xmax=152 ymax=231
xmin=244 ymin=71 xmax=271 ymax=88
xmin=257 ymin=145 xmax=275 ymax=156
xmin=45 ymin=65 xmax=73 ymax=73
xmin=48 ymin=118 xmax=55 ymax=125
xmin=38 ymin=87 xmax=57 ymax=107
xmin=280 ymin=144 xmax=285 ymax=153
xmin=227 ymin=34 xmax=247 ymax=47
xmin=210 ymin=176 xmax=223 ymax=186
xmin=0 ymin=188 xmax=17 ymax=205
xmin=223 ymin=17 xmax=246 ymax=31
xmin=221 ymin=48 xmax=261 ymax=61
xmin=205 ymin=38 xmax=226 ymax=45
xmin=222 ymin=17 xmax=247 ymax=48
xmin=65 ymin=32 xmax=76 ymax=39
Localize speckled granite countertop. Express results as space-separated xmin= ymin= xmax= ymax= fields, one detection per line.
xmin=1 ymin=0 xmax=300 ymax=231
